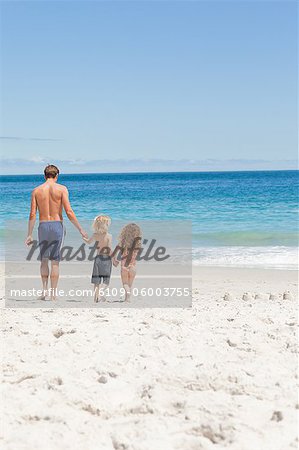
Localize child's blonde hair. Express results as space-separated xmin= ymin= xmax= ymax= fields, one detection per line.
xmin=118 ymin=223 xmax=142 ymax=251
xmin=92 ymin=215 xmax=111 ymax=234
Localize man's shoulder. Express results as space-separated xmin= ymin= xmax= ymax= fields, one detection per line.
xmin=56 ymin=183 xmax=68 ymax=191
xmin=32 ymin=183 xmax=44 ymax=194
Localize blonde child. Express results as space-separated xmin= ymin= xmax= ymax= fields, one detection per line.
xmin=84 ymin=215 xmax=112 ymax=302
xmin=114 ymin=223 xmax=142 ymax=302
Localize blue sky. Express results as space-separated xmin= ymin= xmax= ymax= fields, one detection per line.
xmin=1 ymin=1 xmax=297 ymax=173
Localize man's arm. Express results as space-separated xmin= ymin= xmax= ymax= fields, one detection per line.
xmin=62 ymin=187 xmax=88 ymax=239
xmin=25 ymin=190 xmax=37 ymax=245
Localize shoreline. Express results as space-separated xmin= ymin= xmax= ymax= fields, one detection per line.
xmin=2 ymin=260 xmax=298 ymax=268
xmin=193 ymin=265 xmax=298 ymax=273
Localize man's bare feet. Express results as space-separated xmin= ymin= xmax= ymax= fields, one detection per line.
xmin=38 ymin=290 xmax=48 ymax=301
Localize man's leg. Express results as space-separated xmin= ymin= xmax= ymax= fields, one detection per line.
xmin=39 ymin=258 xmax=49 ymax=300
xmin=50 ymin=260 xmax=60 ymax=300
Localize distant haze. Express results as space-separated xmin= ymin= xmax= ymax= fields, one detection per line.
xmin=0 ymin=158 xmax=297 ymax=175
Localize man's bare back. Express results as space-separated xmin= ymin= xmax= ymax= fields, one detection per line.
xmin=32 ymin=181 xmax=66 ymax=222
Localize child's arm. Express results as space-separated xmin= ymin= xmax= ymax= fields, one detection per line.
xmin=107 ymin=234 xmax=113 ymax=255
xmin=107 ymin=236 xmax=119 ymax=265
xmin=111 ymin=243 xmax=121 ymax=266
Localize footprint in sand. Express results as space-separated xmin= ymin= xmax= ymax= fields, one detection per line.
xmin=53 ymin=329 xmax=65 ymax=338
xmin=271 ymin=411 xmax=283 ymax=422
xmin=98 ymin=375 xmax=108 ymax=384
xmin=283 ymin=291 xmax=293 ymax=300
xmin=52 ymin=329 xmax=76 ymax=338
xmin=227 ymin=339 xmax=237 ymax=348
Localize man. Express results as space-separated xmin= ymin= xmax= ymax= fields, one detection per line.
xmin=25 ymin=164 xmax=87 ymax=300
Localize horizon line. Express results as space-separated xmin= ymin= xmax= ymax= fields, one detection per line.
xmin=1 ymin=168 xmax=298 ymax=177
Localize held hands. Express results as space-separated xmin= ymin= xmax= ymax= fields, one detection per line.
xmin=80 ymin=229 xmax=89 ymax=241
xmin=113 ymin=257 xmax=119 ymax=267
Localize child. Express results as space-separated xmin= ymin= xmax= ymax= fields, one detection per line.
xmin=113 ymin=223 xmax=142 ymax=302
xmin=84 ymin=215 xmax=112 ymax=302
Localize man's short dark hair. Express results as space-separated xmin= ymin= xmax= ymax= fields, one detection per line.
xmin=44 ymin=164 xmax=59 ymax=179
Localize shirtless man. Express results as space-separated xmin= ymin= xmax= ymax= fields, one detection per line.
xmin=25 ymin=164 xmax=87 ymax=300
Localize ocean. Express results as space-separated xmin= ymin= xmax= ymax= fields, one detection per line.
xmin=0 ymin=170 xmax=298 ymax=268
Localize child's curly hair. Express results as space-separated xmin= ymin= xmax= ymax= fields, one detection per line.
xmin=118 ymin=223 xmax=142 ymax=251
xmin=92 ymin=215 xmax=111 ymax=234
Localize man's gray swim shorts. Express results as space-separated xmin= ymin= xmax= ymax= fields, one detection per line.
xmin=38 ymin=221 xmax=65 ymax=261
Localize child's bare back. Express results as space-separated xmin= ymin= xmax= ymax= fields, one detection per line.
xmin=93 ymin=232 xmax=112 ymax=255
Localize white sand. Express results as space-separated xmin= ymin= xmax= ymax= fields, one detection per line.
xmin=1 ymin=265 xmax=298 ymax=450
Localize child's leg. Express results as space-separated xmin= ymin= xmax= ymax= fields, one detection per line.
xmin=121 ymin=268 xmax=129 ymax=286
xmin=94 ymin=284 xmax=99 ymax=302
xmin=124 ymin=267 xmax=136 ymax=302
xmin=121 ymin=268 xmax=131 ymax=302
xmin=99 ymin=283 xmax=108 ymax=302
xmin=128 ymin=266 xmax=136 ymax=288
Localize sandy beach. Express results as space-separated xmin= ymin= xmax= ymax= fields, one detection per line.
xmin=1 ymin=265 xmax=298 ymax=450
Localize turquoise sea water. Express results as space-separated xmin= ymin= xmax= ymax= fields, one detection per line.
xmin=0 ymin=170 xmax=298 ymax=268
